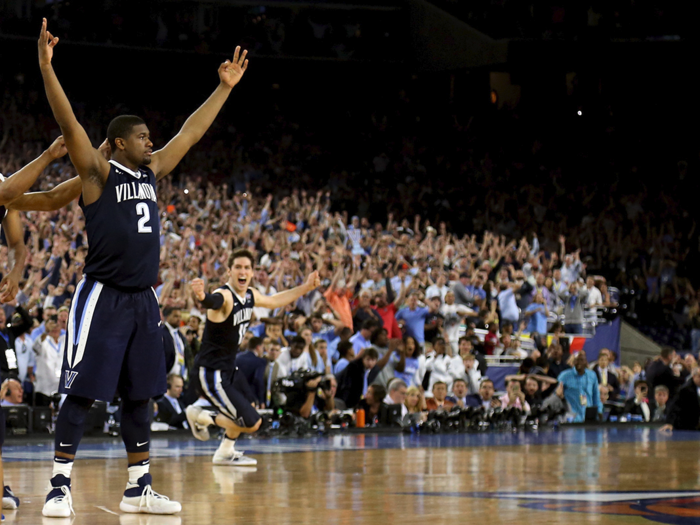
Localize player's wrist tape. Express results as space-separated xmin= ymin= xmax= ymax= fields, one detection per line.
xmin=200 ymin=292 xmax=224 ymax=309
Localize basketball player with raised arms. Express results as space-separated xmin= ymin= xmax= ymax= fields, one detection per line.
xmin=187 ymin=250 xmax=320 ymax=465
xmin=38 ymin=18 xmax=248 ymax=517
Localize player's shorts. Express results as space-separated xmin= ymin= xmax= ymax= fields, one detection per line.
xmin=194 ymin=367 xmax=261 ymax=428
xmin=59 ymin=276 xmax=166 ymax=402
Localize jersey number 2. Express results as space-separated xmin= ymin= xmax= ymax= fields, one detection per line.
xmin=136 ymin=203 xmax=152 ymax=234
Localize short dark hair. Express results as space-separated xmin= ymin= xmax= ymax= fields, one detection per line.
xmin=162 ymin=306 xmax=178 ymax=318
xmin=337 ymin=341 xmax=354 ymax=359
xmin=660 ymin=346 xmax=675 ymax=360
xmin=107 ymin=115 xmax=145 ymax=151
xmin=432 ymin=381 xmax=447 ymax=390
xmin=290 ymin=335 xmax=306 ymax=347
xmin=480 ymin=378 xmax=494 ymax=389
xmin=370 ymin=328 xmax=387 ymax=345
xmin=363 ymin=347 xmax=379 ymax=361
xmin=452 ymin=378 xmax=467 ymax=387
xmin=369 ymin=383 xmax=386 ymax=402
xmin=229 ymin=249 xmax=255 ymax=267
xmin=248 ymin=337 xmax=263 ymax=350
xmin=362 ymin=319 xmax=379 ymax=331
xmin=634 ymin=380 xmax=648 ymax=390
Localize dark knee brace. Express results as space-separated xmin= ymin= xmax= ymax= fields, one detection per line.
xmin=121 ymin=399 xmax=151 ymax=454
xmin=55 ymin=395 xmax=94 ymax=456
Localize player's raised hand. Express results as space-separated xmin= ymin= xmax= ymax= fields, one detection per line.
xmin=47 ymin=136 xmax=68 ymax=160
xmin=219 ymin=46 xmax=249 ymax=89
xmin=190 ymin=278 xmax=206 ymax=301
xmin=38 ymin=18 xmax=59 ymax=67
xmin=305 ymin=271 xmax=321 ymax=290
xmin=0 ymin=273 xmax=19 ymax=304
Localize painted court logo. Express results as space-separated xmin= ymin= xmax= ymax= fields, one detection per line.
xmin=402 ymin=491 xmax=700 ymax=524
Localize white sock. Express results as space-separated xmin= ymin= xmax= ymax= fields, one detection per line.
xmin=128 ymin=460 xmax=150 ymax=485
xmin=52 ymin=458 xmax=74 ymax=480
xmin=217 ymin=436 xmax=236 ymax=456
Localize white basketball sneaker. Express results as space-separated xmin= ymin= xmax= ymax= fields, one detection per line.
xmin=119 ymin=514 xmax=182 ymax=525
xmin=212 ymin=450 xmax=258 ymax=466
xmin=119 ymin=474 xmax=181 ymax=515
xmin=42 ymin=475 xmax=74 ymax=518
xmin=185 ymin=405 xmax=214 ymax=441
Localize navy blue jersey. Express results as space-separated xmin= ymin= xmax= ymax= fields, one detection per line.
xmin=81 ymin=160 xmax=160 ymax=290
xmin=195 ymin=285 xmax=255 ymax=371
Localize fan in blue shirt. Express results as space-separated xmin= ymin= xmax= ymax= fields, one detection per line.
xmin=395 ymin=293 xmax=429 ymax=344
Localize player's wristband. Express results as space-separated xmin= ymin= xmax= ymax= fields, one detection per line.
xmin=200 ymin=292 xmax=224 ymax=310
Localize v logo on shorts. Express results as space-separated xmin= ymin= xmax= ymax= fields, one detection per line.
xmin=64 ymin=371 xmax=79 ymax=389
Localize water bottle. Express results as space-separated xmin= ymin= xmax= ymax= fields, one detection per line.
xmin=356 ymin=409 xmax=366 ymax=428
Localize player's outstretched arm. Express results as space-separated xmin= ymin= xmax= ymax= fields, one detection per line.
xmin=190 ymin=278 xmax=227 ymax=312
xmin=7 ymin=176 xmax=82 ymax=212
xmin=38 ymin=19 xmax=109 ymax=187
xmin=0 ymin=136 xmax=67 ymax=206
xmin=253 ymin=271 xmax=321 ymax=310
xmin=150 ymin=47 xmax=249 ymax=181
xmin=0 ymin=210 xmax=27 ymax=303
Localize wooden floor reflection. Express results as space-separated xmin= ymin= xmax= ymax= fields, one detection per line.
xmin=4 ymin=436 xmax=700 ymax=524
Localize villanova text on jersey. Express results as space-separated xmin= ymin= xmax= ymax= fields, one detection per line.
xmin=196 ymin=287 xmax=255 ymax=371
xmin=81 ymin=160 xmax=160 ymax=290
xmin=115 ymin=181 xmax=158 ymax=203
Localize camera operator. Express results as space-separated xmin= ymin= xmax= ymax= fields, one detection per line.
xmin=297 ymin=375 xmax=323 ymax=419
xmin=622 ymin=380 xmax=652 ymax=422
xmin=314 ymin=375 xmax=346 ymax=412
xmin=465 ymin=379 xmax=502 ymax=410
xmin=356 ymin=384 xmax=387 ymax=425
xmin=336 ymin=347 xmax=393 ymax=408
xmin=500 ymin=379 xmax=531 ymax=413
xmin=275 ymin=370 xmax=324 ymax=419
xmin=383 ymin=378 xmax=408 ymax=418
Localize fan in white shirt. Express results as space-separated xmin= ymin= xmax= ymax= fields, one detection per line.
xmin=440 ymin=291 xmax=475 ymax=355
xmin=32 ymin=316 xmax=65 ymax=402
xmin=272 ymin=337 xmax=313 ymax=381
xmin=418 ymin=338 xmax=453 ymax=396
xmin=585 ymin=276 xmax=603 ymax=311
xmin=426 ymin=274 xmax=450 ymax=303
xmin=449 ymin=351 xmax=482 ymax=395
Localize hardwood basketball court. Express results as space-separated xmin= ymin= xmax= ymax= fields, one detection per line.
xmin=4 ymin=428 xmax=700 ymax=524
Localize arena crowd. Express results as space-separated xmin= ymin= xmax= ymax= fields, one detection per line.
xmin=1 ymin=63 xmax=699 ymax=433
